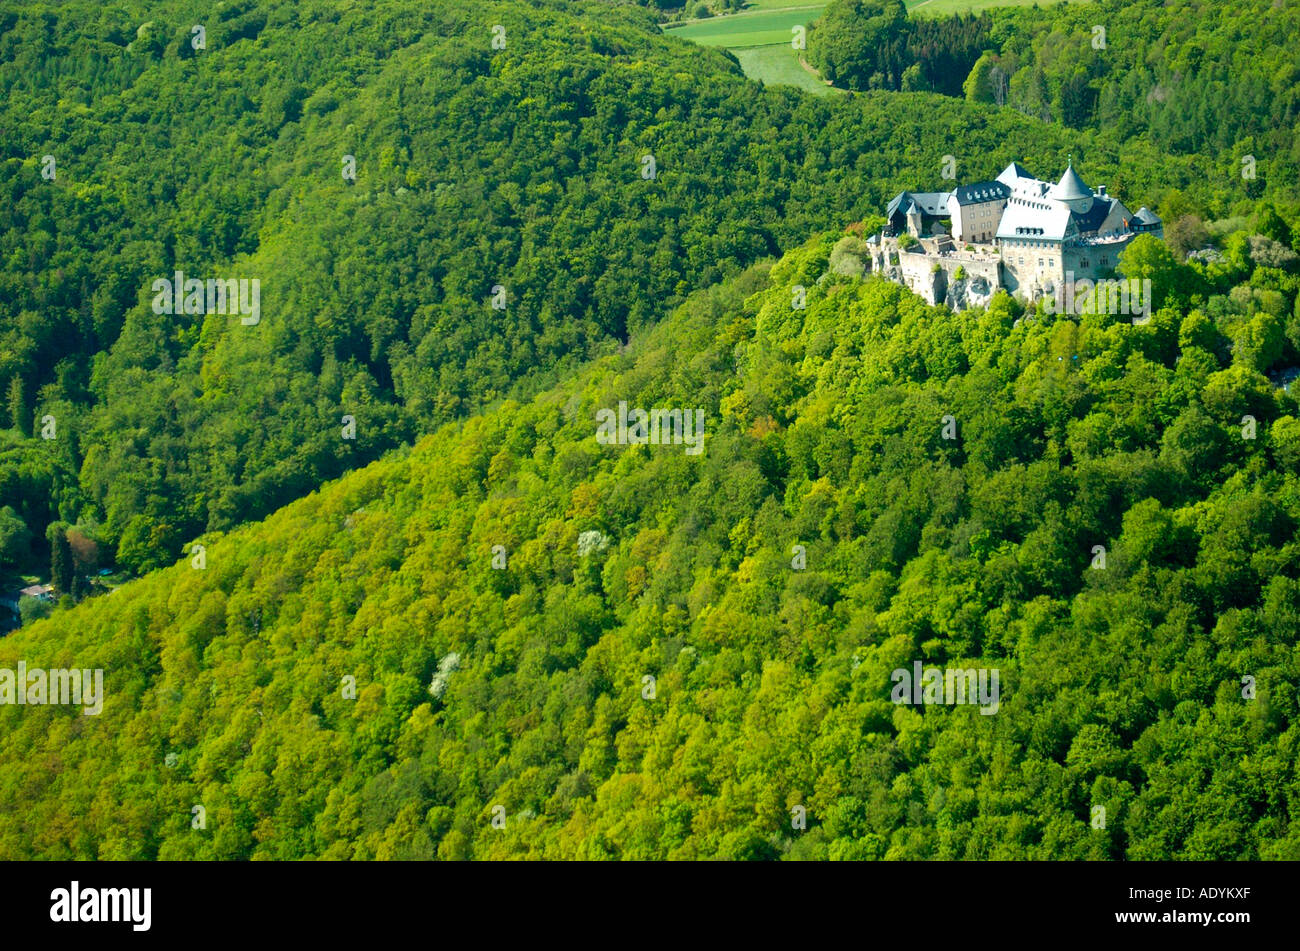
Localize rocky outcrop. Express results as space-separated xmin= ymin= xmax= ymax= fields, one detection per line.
xmin=945 ymin=274 xmax=994 ymax=311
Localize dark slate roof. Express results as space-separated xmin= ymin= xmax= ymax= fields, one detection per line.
xmin=887 ymin=190 xmax=951 ymax=219
xmin=1070 ymin=196 xmax=1112 ymax=235
xmin=1134 ymin=206 xmax=1161 ymax=225
xmin=886 ymin=192 xmax=909 ymax=219
xmin=953 ymin=181 xmax=1009 ymax=206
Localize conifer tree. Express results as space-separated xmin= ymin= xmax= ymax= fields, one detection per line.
xmin=7 ymin=376 xmax=28 ymax=436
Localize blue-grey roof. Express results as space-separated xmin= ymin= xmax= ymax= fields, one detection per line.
xmin=953 ymin=181 xmax=1009 ymax=206
xmin=887 ymin=190 xmax=951 ymax=219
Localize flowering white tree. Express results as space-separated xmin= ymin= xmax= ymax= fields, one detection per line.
xmin=428 ymin=652 xmax=461 ymax=700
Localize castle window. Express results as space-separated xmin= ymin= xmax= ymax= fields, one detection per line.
xmin=1080 ymin=258 xmax=1089 ymax=267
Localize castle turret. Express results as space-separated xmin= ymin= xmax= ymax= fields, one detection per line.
xmin=1048 ymin=162 xmax=1094 ymax=214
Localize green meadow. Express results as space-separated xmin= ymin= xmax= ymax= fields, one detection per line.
xmin=730 ymin=44 xmax=842 ymax=96
xmin=665 ymin=5 xmax=830 ymax=91
xmin=668 ymin=8 xmax=823 ymax=49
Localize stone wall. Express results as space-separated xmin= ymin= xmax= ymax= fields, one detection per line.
xmin=1000 ymin=236 xmax=1065 ymax=298
xmin=872 ymin=238 xmax=1011 ymax=311
xmin=1061 ymin=238 xmax=1130 ymax=282
xmin=893 ymin=248 xmax=1002 ymax=309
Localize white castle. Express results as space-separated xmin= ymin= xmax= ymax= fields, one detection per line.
xmin=870 ymin=161 xmax=1164 ymax=310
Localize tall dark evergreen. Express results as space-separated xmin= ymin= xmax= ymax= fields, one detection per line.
xmin=46 ymin=523 xmax=72 ymax=595
xmin=5 ymin=376 xmax=26 ymax=436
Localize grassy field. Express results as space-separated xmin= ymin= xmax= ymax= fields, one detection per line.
xmin=730 ymin=44 xmax=842 ymax=96
xmin=668 ymin=9 xmax=823 ymax=48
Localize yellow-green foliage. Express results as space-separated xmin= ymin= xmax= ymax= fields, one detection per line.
xmin=4 ymin=237 xmax=1300 ymax=860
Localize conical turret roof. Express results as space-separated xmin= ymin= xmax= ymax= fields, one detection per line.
xmin=1049 ymin=162 xmax=1092 ymax=202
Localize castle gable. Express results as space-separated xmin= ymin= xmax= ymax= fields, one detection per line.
xmin=996 ymin=199 xmax=1071 ymax=242
xmin=995 ymin=162 xmax=1034 ymax=186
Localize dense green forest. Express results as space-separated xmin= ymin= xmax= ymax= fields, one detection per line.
xmin=4 ymin=219 xmax=1300 ymax=858
xmin=0 ymin=0 xmax=1294 ymax=584
xmin=812 ymin=0 xmax=1300 ymax=158
xmin=812 ymin=0 xmax=994 ymax=96
xmin=2 ymin=0 xmax=1299 ymax=860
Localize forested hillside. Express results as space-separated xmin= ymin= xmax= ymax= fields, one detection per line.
xmin=0 ymin=0 xmax=1292 ymax=583
xmin=3 ymin=218 xmax=1300 ymax=858
xmin=3 ymin=0 xmax=1299 ymax=862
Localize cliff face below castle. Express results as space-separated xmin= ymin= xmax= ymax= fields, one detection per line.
xmin=945 ymin=274 xmax=996 ymax=311
xmin=874 ymin=243 xmax=1005 ymax=311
